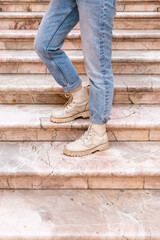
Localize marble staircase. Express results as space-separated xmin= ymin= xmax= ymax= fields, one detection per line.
xmin=0 ymin=189 xmax=160 ymax=239
xmin=1 ymin=29 xmax=160 ymax=50
xmin=0 ymin=11 xmax=160 ymax=30
xmin=0 ymin=0 xmax=160 ymax=12
xmin=0 ymin=0 xmax=160 ymax=239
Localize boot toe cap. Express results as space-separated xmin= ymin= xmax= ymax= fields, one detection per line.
xmin=64 ymin=140 xmax=83 ymax=152
xmin=50 ymin=109 xmax=64 ymax=118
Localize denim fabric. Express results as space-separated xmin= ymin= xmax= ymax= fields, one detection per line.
xmin=34 ymin=0 xmax=117 ymax=124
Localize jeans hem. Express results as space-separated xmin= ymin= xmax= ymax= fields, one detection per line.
xmin=90 ymin=115 xmax=108 ymax=125
xmin=63 ymin=78 xmax=82 ymax=92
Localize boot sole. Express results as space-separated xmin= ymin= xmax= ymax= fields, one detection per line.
xmin=50 ymin=110 xmax=90 ymax=123
xmin=63 ymin=142 xmax=110 ymax=157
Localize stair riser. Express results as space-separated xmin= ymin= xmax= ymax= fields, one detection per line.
xmin=112 ymin=40 xmax=160 ymax=50
xmin=118 ymin=3 xmax=160 ymax=12
xmin=0 ymin=128 xmax=158 ymax=141
xmin=0 ymin=176 xmax=159 ymax=189
xmin=0 ymin=92 xmax=160 ymax=104
xmin=1 ymin=38 xmax=160 ymax=50
xmin=0 ymin=19 xmax=40 ymax=30
xmin=0 ymin=39 xmax=83 ymax=51
xmin=0 ymin=19 xmax=160 ymax=30
xmin=114 ymin=19 xmax=160 ymax=30
xmin=0 ymin=140 xmax=159 ymax=191
xmin=0 ymin=3 xmax=49 ymax=12
xmin=0 ymin=62 xmax=160 ymax=74
xmin=114 ymin=93 xmax=160 ymax=104
xmin=0 ymin=93 xmax=67 ymax=104
xmin=0 ymin=2 xmax=159 ymax=12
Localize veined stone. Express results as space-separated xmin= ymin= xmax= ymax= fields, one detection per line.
xmin=0 ymin=12 xmax=160 ymax=30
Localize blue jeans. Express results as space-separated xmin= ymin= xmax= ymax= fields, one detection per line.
xmin=34 ymin=0 xmax=117 ymax=124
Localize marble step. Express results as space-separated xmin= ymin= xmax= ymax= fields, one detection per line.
xmin=0 ymin=189 xmax=159 ymax=239
xmin=118 ymin=0 xmax=160 ymax=12
xmin=0 ymin=12 xmax=160 ymax=30
xmin=1 ymin=74 xmax=160 ymax=104
xmin=0 ymin=0 xmax=160 ymax=12
xmin=0 ymin=141 xmax=160 ymax=189
xmin=1 ymin=29 xmax=160 ymax=50
xmin=0 ymin=104 xmax=160 ymax=141
xmin=0 ymin=49 xmax=160 ymax=74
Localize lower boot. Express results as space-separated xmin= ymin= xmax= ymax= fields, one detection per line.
xmin=50 ymin=87 xmax=90 ymax=123
xmin=63 ymin=123 xmax=109 ymax=157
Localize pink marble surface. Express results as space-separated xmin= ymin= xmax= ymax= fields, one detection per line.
xmin=114 ymin=93 xmax=160 ymax=104
xmin=0 ymin=3 xmax=49 ymax=12
xmin=0 ymin=12 xmax=160 ymax=30
xmin=1 ymin=29 xmax=160 ymax=51
xmin=0 ymin=63 xmax=47 ymax=75
xmin=0 ymin=0 xmax=160 ymax=12
xmin=0 ymin=50 xmax=160 ymax=74
xmin=0 ymin=141 xmax=159 ymax=189
xmin=0 ymin=11 xmax=159 ymax=19
xmin=1 ymin=49 xmax=160 ymax=63
xmin=115 ymin=11 xmax=160 ymax=19
xmin=40 ymin=104 xmax=160 ymax=130
xmin=0 ymin=72 xmax=160 ymax=104
xmin=0 ymin=74 xmax=160 ymax=93
xmin=150 ymin=130 xmax=160 ymax=140
xmin=0 ymin=104 xmax=160 ymax=130
xmin=117 ymin=3 xmax=160 ymax=12
xmin=0 ymin=103 xmax=160 ymax=131
xmin=1 ymin=29 xmax=160 ymax=39
xmin=113 ymin=29 xmax=160 ymax=39
xmin=0 ymin=74 xmax=89 ymax=93
xmin=1 ymin=73 xmax=160 ymax=104
xmin=0 ymin=141 xmax=159 ymax=178
xmin=0 ymin=189 xmax=159 ymax=239
xmin=114 ymin=21 xmax=160 ymax=31
xmin=145 ymin=177 xmax=160 ymax=189
xmin=112 ymin=62 xmax=160 ymax=75
xmin=0 ymin=12 xmax=44 ymax=19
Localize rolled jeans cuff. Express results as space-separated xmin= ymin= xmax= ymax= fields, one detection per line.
xmin=63 ymin=78 xmax=82 ymax=92
xmin=90 ymin=115 xmax=109 ymax=125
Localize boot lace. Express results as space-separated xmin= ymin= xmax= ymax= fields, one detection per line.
xmin=64 ymin=93 xmax=76 ymax=110
xmin=80 ymin=125 xmax=93 ymax=143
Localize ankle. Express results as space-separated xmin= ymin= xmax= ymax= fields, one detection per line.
xmin=71 ymin=87 xmax=88 ymax=100
xmin=70 ymin=84 xmax=82 ymax=93
xmin=91 ymin=122 xmax=106 ymax=135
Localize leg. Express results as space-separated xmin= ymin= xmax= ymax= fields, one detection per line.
xmin=34 ymin=0 xmax=82 ymax=92
xmin=77 ymin=0 xmax=117 ymax=124
xmin=63 ymin=0 xmax=117 ymax=156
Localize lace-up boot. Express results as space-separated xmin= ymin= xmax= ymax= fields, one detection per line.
xmin=63 ymin=123 xmax=109 ymax=156
xmin=50 ymin=87 xmax=90 ymax=123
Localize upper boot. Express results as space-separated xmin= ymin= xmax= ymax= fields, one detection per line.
xmin=50 ymin=87 xmax=90 ymax=123
xmin=63 ymin=123 xmax=109 ymax=157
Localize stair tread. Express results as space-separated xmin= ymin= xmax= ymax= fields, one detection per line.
xmin=0 ymin=74 xmax=160 ymax=93
xmin=0 ymin=49 xmax=160 ymax=62
xmin=0 ymin=189 xmax=159 ymax=239
xmin=1 ymin=29 xmax=160 ymax=39
xmin=0 ymin=11 xmax=160 ymax=18
xmin=0 ymin=141 xmax=160 ymax=178
xmin=0 ymin=104 xmax=160 ymax=130
xmin=116 ymin=11 xmax=160 ymax=18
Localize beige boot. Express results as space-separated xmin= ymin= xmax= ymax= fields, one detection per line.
xmin=63 ymin=123 xmax=109 ymax=157
xmin=50 ymin=87 xmax=90 ymax=123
